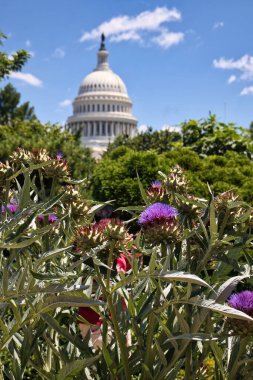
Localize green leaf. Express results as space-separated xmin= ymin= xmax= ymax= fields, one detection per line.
xmin=39 ymin=295 xmax=104 ymax=312
xmin=55 ymin=356 xmax=100 ymax=380
xmin=137 ymin=171 xmax=150 ymax=205
xmin=35 ymin=246 xmax=72 ymax=266
xmin=153 ymin=271 xmax=213 ymax=289
xmin=19 ymin=172 xmax=30 ymax=210
xmin=216 ymin=274 xmax=250 ymax=302
xmin=209 ymin=201 xmax=217 ymax=241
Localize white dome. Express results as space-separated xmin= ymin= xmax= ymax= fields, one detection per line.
xmin=79 ymin=70 xmax=127 ymax=94
xmin=67 ymin=35 xmax=137 ymax=158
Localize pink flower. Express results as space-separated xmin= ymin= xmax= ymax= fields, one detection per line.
xmin=78 ymin=307 xmax=102 ymax=326
xmin=116 ymin=253 xmax=132 ymax=273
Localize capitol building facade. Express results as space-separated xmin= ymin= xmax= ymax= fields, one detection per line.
xmin=67 ymin=35 xmax=137 ymax=157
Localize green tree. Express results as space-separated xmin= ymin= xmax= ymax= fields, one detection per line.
xmin=0 ymin=84 xmax=36 ymax=123
xmin=0 ymin=32 xmax=30 ymax=80
xmin=182 ymin=114 xmax=252 ymax=157
xmin=107 ymin=127 xmax=181 ymax=154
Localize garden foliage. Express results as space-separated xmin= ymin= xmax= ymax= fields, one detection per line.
xmin=1 ymin=150 xmax=253 ymax=379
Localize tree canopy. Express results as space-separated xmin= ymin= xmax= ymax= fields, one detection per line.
xmin=0 ymin=84 xmax=37 ymax=124
xmin=0 ymin=32 xmax=30 ymax=80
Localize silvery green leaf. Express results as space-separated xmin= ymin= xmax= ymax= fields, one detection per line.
xmin=153 ymin=271 xmax=213 ymax=289
xmin=216 ymin=274 xmax=250 ymax=302
xmin=181 ymin=297 xmax=253 ymax=322
xmin=39 ymin=295 xmax=103 ymax=312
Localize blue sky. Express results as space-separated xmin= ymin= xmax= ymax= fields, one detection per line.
xmin=1 ymin=0 xmax=253 ymax=130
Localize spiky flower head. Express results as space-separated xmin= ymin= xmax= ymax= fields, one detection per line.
xmin=74 ymin=218 xmax=132 ymax=255
xmin=214 ymin=191 xmax=239 ymax=210
xmin=147 ymin=181 xmax=165 ymax=202
xmin=139 ymin=203 xmax=180 ymax=245
xmin=165 ymin=165 xmax=189 ymax=195
xmin=62 ymin=185 xmax=90 ymax=222
xmin=228 ymin=291 xmax=253 ymax=316
xmin=226 ymin=291 xmax=253 ymax=335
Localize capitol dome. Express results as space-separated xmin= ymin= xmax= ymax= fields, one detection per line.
xmin=67 ymin=35 xmax=137 ymax=157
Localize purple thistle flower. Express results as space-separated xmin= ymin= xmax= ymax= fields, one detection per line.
xmin=1 ymin=205 xmax=5 ymax=214
xmin=228 ymin=291 xmax=253 ymax=316
xmin=7 ymin=200 xmax=18 ymax=214
xmin=37 ymin=215 xmax=45 ymax=223
xmin=138 ymin=203 xmax=178 ymax=225
xmin=56 ymin=151 xmax=63 ymax=160
xmin=151 ymin=181 xmax=162 ymax=189
xmin=48 ymin=214 xmax=58 ymax=224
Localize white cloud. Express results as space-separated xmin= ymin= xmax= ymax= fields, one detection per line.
xmin=227 ymin=75 xmax=236 ymax=84
xmin=53 ymin=48 xmax=65 ymax=59
xmin=213 ymin=54 xmax=253 ymax=81
xmin=80 ymin=7 xmax=183 ymax=48
xmin=161 ymin=124 xmax=181 ymax=132
xmin=59 ymin=99 xmax=72 ymax=108
xmin=9 ymin=72 xmax=42 ymax=87
xmin=110 ymin=31 xmax=142 ymax=43
xmin=25 ymin=40 xmax=31 ymax=47
xmin=138 ymin=124 xmax=149 ymax=133
xmin=240 ymin=86 xmax=253 ymax=96
xmin=152 ymin=29 xmax=184 ymax=49
xmin=213 ymin=21 xmax=224 ymax=30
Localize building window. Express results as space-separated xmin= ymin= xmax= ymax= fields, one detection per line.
xmin=87 ymin=104 xmax=90 ymax=112
xmin=83 ymin=105 xmax=86 ymax=112
xmin=97 ymin=104 xmax=100 ymax=112
xmin=102 ymin=123 xmax=106 ymax=136
xmin=107 ymin=104 xmax=110 ymax=111
xmin=92 ymin=104 xmax=95 ymax=112
xmin=112 ymin=105 xmax=115 ymax=112
xmin=91 ymin=122 xmax=94 ymax=136
xmin=102 ymin=104 xmax=105 ymax=112
xmin=114 ymin=123 xmax=117 ymax=135
xmin=96 ymin=122 xmax=100 ymax=135
xmin=117 ymin=105 xmax=120 ymax=112
xmin=108 ymin=123 xmax=111 ymax=136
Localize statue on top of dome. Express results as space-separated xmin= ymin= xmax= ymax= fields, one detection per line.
xmin=99 ymin=33 xmax=106 ymax=51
